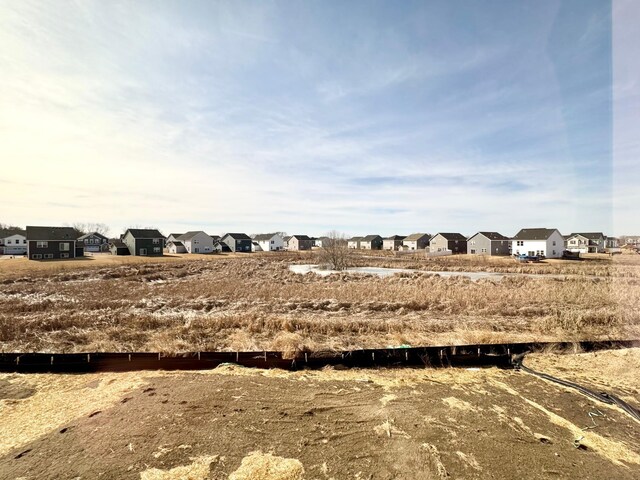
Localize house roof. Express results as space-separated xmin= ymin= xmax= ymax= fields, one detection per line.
xmin=384 ymin=235 xmax=406 ymax=241
xmin=125 ymin=228 xmax=164 ymax=239
xmin=177 ymin=231 xmax=207 ymax=241
xmin=568 ymin=232 xmax=605 ymax=240
xmin=0 ymin=228 xmax=26 ymax=238
xmin=433 ymin=232 xmax=466 ymax=241
xmin=404 ymin=233 xmax=430 ymax=241
xmin=224 ymin=233 xmax=252 ymax=240
xmin=291 ymin=235 xmax=311 ymax=241
xmin=168 ymin=233 xmax=184 ymax=238
xmin=254 ymin=233 xmax=280 ymax=241
xmin=348 ymin=236 xmax=363 ymax=242
xmin=77 ymin=231 xmax=108 ymax=241
xmin=109 ymin=239 xmax=127 ymax=248
xmin=26 ymin=226 xmax=78 ymax=241
xmin=512 ymin=228 xmax=559 ymax=241
xmin=362 ymin=234 xmax=382 ymax=242
xmin=168 ymin=240 xmax=185 ymax=247
xmin=471 ymin=231 xmax=509 ymax=241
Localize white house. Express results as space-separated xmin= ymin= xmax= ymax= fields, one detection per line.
xmin=167 ymin=240 xmax=187 ymax=254
xmin=566 ymin=232 xmax=606 ymax=253
xmin=511 ymin=228 xmax=565 ymax=258
xmin=348 ymin=237 xmax=362 ymax=249
xmin=177 ymin=231 xmax=214 ymax=254
xmin=0 ymin=228 xmax=27 ymax=255
xmin=253 ymin=233 xmax=284 ymax=252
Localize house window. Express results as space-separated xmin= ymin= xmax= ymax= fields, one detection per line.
xmin=140 ymin=248 xmax=147 ymax=255
xmin=60 ymin=253 xmax=69 ymax=259
xmin=552 ymin=241 xmax=556 ymax=246
xmin=32 ymin=254 xmax=42 ymax=259
xmin=481 ymin=248 xmax=487 ymax=253
xmin=60 ymin=243 xmax=70 ymax=251
xmin=552 ymin=250 xmax=556 ymax=255
xmin=44 ymin=254 xmax=54 ymax=259
xmin=153 ymin=247 xmax=161 ymax=253
xmin=153 ymin=238 xmax=159 ymax=244
xmin=37 ymin=241 xmax=48 ymax=248
xmin=6 ymin=240 xmax=11 ymax=244
xmin=516 ymin=241 xmax=524 ymax=247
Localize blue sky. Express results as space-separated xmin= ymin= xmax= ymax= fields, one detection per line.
xmin=1 ymin=0 xmax=637 ymax=236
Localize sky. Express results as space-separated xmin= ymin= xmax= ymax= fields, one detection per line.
xmin=0 ymin=0 xmax=637 ymax=237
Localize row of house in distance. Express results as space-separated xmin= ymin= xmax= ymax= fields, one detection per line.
xmin=1 ymin=225 xmax=629 ymax=260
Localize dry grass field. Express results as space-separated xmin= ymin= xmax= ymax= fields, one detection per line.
xmin=1 ymin=252 xmax=639 ymax=353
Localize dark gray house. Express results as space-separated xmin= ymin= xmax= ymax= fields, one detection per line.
xmin=288 ymin=235 xmax=313 ymax=251
xmin=122 ymin=228 xmax=165 ymax=256
xmin=77 ymin=231 xmax=109 ymax=253
xmin=467 ymin=232 xmax=510 ymax=256
xmin=429 ymin=233 xmax=467 ymax=254
xmin=26 ymin=226 xmax=79 ymax=260
xmin=221 ymin=233 xmax=252 ymax=252
xmin=109 ymin=239 xmax=130 ymax=256
xmin=360 ymin=235 xmax=383 ymax=250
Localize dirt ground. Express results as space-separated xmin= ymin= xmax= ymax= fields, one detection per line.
xmin=0 ymin=349 xmax=638 ymax=479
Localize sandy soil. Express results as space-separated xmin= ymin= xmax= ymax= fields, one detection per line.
xmin=0 ymin=349 xmax=638 ymax=479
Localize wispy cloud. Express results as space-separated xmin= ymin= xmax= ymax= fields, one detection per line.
xmin=0 ymin=0 xmax=630 ymax=236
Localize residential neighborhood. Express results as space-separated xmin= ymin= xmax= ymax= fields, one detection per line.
xmin=0 ymin=224 xmax=630 ymax=261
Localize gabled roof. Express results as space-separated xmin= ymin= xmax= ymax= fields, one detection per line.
xmin=168 ymin=240 xmax=185 ymax=247
xmin=77 ymin=231 xmax=108 ymax=241
xmin=433 ymin=232 xmax=466 ymax=241
xmin=0 ymin=228 xmax=26 ymax=238
xmin=168 ymin=233 xmax=184 ymax=238
xmin=26 ymin=226 xmax=78 ymax=241
xmin=109 ymin=239 xmax=127 ymax=248
xmin=568 ymin=232 xmax=605 ymax=241
xmin=512 ymin=228 xmax=560 ymax=241
xmin=291 ymin=235 xmax=311 ymax=241
xmin=470 ymin=231 xmax=509 ymax=241
xmin=348 ymin=236 xmax=363 ymax=242
xmin=254 ymin=233 xmax=280 ymax=241
xmin=177 ymin=231 xmax=208 ymax=241
xmin=362 ymin=234 xmax=382 ymax=242
xmin=125 ymin=228 xmax=164 ymax=239
xmin=404 ymin=233 xmax=430 ymax=241
xmin=384 ymin=235 xmax=406 ymax=241
xmin=223 ymin=233 xmax=252 ymax=240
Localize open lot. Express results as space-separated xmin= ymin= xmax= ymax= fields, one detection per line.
xmin=0 ymin=348 xmax=639 ymax=479
xmin=1 ymin=252 xmax=639 ymax=353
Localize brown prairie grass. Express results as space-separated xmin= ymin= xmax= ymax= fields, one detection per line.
xmin=1 ymin=255 xmax=639 ymax=353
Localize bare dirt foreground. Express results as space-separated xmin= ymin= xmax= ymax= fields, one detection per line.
xmin=0 ymin=349 xmax=638 ymax=479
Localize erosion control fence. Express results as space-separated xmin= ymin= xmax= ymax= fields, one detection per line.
xmin=0 ymin=339 xmax=637 ymax=373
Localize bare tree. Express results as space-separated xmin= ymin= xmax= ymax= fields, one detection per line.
xmin=70 ymin=223 xmax=110 ymax=236
xmin=317 ymin=230 xmax=352 ymax=270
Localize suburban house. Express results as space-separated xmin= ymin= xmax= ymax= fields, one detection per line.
xmin=348 ymin=237 xmax=363 ymax=249
xmin=221 ymin=233 xmax=252 ymax=252
xmin=253 ymin=233 xmax=285 ymax=252
xmin=26 ymin=226 xmax=79 ymax=260
xmin=122 ymin=228 xmax=165 ymax=256
xmin=511 ymin=228 xmax=564 ymax=258
xmin=77 ymin=232 xmax=109 ymax=253
xmin=0 ymin=228 xmax=27 ymax=255
xmin=288 ymin=235 xmax=313 ymax=251
xmin=566 ymin=232 xmax=606 ymax=253
xmin=283 ymin=236 xmax=292 ymax=250
xmin=251 ymin=241 xmax=263 ymax=252
xmin=605 ymin=237 xmax=619 ymax=248
xmin=467 ymin=232 xmax=510 ymax=256
xmin=402 ymin=233 xmax=431 ymax=251
xmin=315 ymin=236 xmax=331 ymax=248
xmin=383 ymin=235 xmax=405 ymax=251
xmin=167 ymin=233 xmax=184 ymax=243
xmin=109 ymin=239 xmax=130 ymax=256
xmin=166 ymin=240 xmax=187 ymax=254
xmin=429 ymin=233 xmax=467 ymax=254
xmin=360 ymin=235 xmax=383 ymax=250
xmin=177 ymin=231 xmax=214 ymax=254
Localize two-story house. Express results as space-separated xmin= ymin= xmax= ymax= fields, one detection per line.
xmin=467 ymin=232 xmax=510 ymax=256
xmin=429 ymin=233 xmax=467 ymax=254
xmin=511 ymin=228 xmax=564 ymax=258
xmin=383 ymin=235 xmax=405 ymax=251
xmin=403 ymin=233 xmax=431 ymax=251
xmin=221 ymin=233 xmax=252 ymax=252
xmin=177 ymin=231 xmax=214 ymax=254
xmin=360 ymin=235 xmax=383 ymax=250
xmin=253 ymin=233 xmax=285 ymax=252
xmin=122 ymin=228 xmax=165 ymax=256
xmin=0 ymin=228 xmax=27 ymax=255
xmin=26 ymin=226 xmax=79 ymax=260
xmin=288 ymin=235 xmax=313 ymax=251
xmin=77 ymin=232 xmax=109 ymax=253
xmin=566 ymin=232 xmax=606 ymax=253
